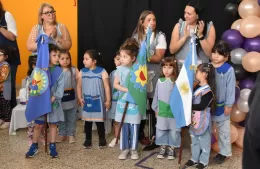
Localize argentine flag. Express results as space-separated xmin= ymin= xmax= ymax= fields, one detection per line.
xmin=170 ymin=36 xmax=198 ymax=128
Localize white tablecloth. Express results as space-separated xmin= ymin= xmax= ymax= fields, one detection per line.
xmin=9 ymin=104 xmax=28 ymax=135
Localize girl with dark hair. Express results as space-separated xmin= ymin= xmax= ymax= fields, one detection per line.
xmin=184 ymin=63 xmax=216 ymax=169
xmin=132 ymin=10 xmax=167 ymax=150
xmin=77 ymin=49 xmax=111 ymax=149
xmin=169 ymin=0 xmax=216 ymax=72
xmin=211 ymin=40 xmax=235 ymax=164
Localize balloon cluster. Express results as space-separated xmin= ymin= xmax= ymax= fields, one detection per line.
xmin=212 ymin=0 xmax=259 ymax=151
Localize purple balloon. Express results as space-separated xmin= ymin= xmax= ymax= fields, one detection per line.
xmin=239 ymin=78 xmax=255 ymax=90
xmin=235 ymin=86 xmax=240 ymax=104
xmin=243 ymin=37 xmax=260 ymax=52
xmin=221 ymin=29 xmax=244 ymax=49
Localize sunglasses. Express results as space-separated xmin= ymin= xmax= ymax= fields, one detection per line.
xmin=42 ymin=10 xmax=56 ymax=16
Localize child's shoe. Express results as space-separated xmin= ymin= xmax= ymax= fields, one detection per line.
xmin=99 ymin=139 xmax=107 ymax=149
xmin=213 ymin=154 xmax=226 ymax=164
xmin=184 ymin=160 xmax=198 ymax=168
xmin=167 ymin=147 xmax=176 ymax=160
xmin=118 ymin=149 xmax=129 ymax=160
xmin=83 ymin=140 xmax=92 ymax=149
xmin=49 ymin=143 xmax=58 ymax=158
xmin=196 ymin=163 xmax=208 ymax=169
xmin=68 ymin=136 xmax=76 ymax=143
xmin=131 ymin=150 xmax=139 ymax=160
xmin=157 ymin=147 xmax=167 ymax=159
xmin=108 ymin=138 xmax=118 ymax=148
xmin=0 ymin=119 xmax=4 ymax=127
xmin=25 ymin=143 xmax=39 ymax=158
xmin=0 ymin=122 xmax=10 ymax=129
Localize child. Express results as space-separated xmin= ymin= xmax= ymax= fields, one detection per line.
xmin=114 ymin=39 xmax=142 ymax=160
xmin=57 ymin=51 xmax=79 ymax=143
xmin=0 ymin=45 xmax=12 ymax=129
xmin=26 ymin=44 xmax=65 ymax=158
xmin=151 ymin=57 xmax=181 ymax=160
xmin=211 ymin=40 xmax=235 ymax=164
xmin=77 ymin=50 xmax=111 ymax=149
xmin=184 ymin=63 xmax=215 ymax=169
xmin=108 ymin=52 xmax=121 ymax=148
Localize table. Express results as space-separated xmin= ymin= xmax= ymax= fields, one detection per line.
xmin=9 ymin=104 xmax=28 ymax=135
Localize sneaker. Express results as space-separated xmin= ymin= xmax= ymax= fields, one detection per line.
xmin=214 ymin=154 xmax=226 ymax=164
xmin=0 ymin=122 xmax=10 ymax=129
xmin=83 ymin=140 xmax=92 ymax=149
xmin=56 ymin=136 xmax=66 ymax=143
xmin=68 ymin=136 xmax=76 ymax=144
xmin=143 ymin=142 xmax=160 ymax=151
xmin=118 ymin=149 xmax=130 ymax=160
xmin=0 ymin=119 xmax=4 ymax=127
xmin=49 ymin=143 xmax=58 ymax=158
xmin=99 ymin=139 xmax=107 ymax=149
xmin=108 ymin=138 xmax=118 ymax=148
xmin=25 ymin=143 xmax=39 ymax=158
xmin=184 ymin=160 xmax=198 ymax=167
xmin=131 ymin=150 xmax=139 ymax=160
xmin=167 ymin=147 xmax=176 ymax=160
xmin=157 ymin=147 xmax=167 ymax=159
xmin=196 ymin=163 xmax=208 ymax=169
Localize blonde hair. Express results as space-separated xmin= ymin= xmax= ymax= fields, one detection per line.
xmin=132 ymin=10 xmax=156 ymax=42
xmin=38 ymin=3 xmax=56 ymax=25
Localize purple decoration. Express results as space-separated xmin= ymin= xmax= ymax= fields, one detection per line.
xmin=239 ymin=78 xmax=255 ymax=90
xmin=235 ymin=86 xmax=240 ymax=104
xmin=258 ymin=0 xmax=260 ymax=6
xmin=221 ymin=29 xmax=244 ymax=49
xmin=243 ymin=37 xmax=260 ymax=52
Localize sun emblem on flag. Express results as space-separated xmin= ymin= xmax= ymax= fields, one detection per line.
xmin=179 ymin=82 xmax=189 ymax=95
xmin=29 ymin=68 xmax=49 ymax=96
xmin=135 ymin=65 xmax=147 ymax=87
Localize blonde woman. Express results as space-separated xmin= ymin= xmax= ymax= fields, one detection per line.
xmin=27 ymin=3 xmax=72 ymax=52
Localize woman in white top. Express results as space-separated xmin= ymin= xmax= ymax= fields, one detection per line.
xmin=132 ymin=10 xmax=167 ymax=151
xmin=27 ymin=3 xmax=72 ymax=52
xmin=0 ymin=1 xmax=20 ymax=119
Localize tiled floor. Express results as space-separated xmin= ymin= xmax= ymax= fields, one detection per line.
xmin=0 ymin=121 xmax=242 ymax=169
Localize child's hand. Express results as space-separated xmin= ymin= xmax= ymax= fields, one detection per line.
xmin=78 ymin=98 xmax=84 ymax=107
xmin=104 ymin=101 xmax=111 ymax=111
xmin=51 ymin=96 xmax=55 ymax=103
xmin=224 ymin=106 xmax=232 ymax=116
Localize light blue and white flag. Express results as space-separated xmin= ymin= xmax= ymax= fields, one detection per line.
xmin=169 ymin=36 xmax=198 ymax=128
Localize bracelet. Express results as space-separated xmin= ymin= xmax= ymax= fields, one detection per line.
xmin=198 ymin=36 xmax=205 ymax=41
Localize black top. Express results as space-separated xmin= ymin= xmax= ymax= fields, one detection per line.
xmin=192 ymin=85 xmax=213 ymax=111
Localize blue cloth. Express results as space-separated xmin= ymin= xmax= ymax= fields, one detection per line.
xmin=156 ymin=128 xmax=181 ymax=147
xmin=120 ymin=123 xmax=139 ymax=150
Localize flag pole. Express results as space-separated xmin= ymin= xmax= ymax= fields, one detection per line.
xmin=44 ymin=114 xmax=48 ymax=153
xmin=115 ymin=102 xmax=129 ymax=144
xmin=178 ymin=127 xmax=186 ymax=169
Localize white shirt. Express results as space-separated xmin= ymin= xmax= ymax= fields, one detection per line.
xmin=4 ymin=11 xmax=17 ymax=37
xmin=149 ymin=32 xmax=167 ymax=50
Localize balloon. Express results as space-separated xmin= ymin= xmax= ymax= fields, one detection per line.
xmin=239 ymin=78 xmax=255 ymax=89
xmin=231 ymin=19 xmax=243 ymax=31
xmin=240 ymin=88 xmax=251 ymax=100
xmin=231 ymin=48 xmax=247 ymax=64
xmin=230 ymin=124 xmax=239 ymax=143
xmin=235 ymin=127 xmax=245 ymax=148
xmin=243 ymin=37 xmax=260 ymax=52
xmin=242 ymin=52 xmax=260 ymax=72
xmin=237 ymin=98 xmax=249 ymax=112
xmin=240 ymin=16 xmax=260 ymax=38
xmin=225 ymin=3 xmax=239 ymax=16
xmin=221 ymin=29 xmax=244 ymax=49
xmin=231 ymin=105 xmax=246 ymax=122
xmin=239 ymin=120 xmax=246 ymax=127
xmin=233 ymin=64 xmax=249 ymax=80
xmin=211 ymin=142 xmax=220 ymax=152
xmin=238 ymin=0 xmax=260 ymax=18
xmin=235 ymin=86 xmax=240 ymax=104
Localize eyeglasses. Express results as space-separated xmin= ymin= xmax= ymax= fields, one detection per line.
xmin=42 ymin=10 xmax=56 ymax=16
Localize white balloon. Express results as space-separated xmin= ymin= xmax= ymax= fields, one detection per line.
xmin=231 ymin=48 xmax=247 ymax=65
xmin=237 ymin=98 xmax=249 ymax=112
xmin=240 ymin=89 xmax=251 ymax=101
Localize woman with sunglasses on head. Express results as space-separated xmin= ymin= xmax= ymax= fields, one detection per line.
xmin=27 ymin=3 xmax=72 ymax=52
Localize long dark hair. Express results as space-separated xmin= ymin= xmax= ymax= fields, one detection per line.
xmin=0 ymin=1 xmax=5 ymax=20
xmin=197 ymin=63 xmax=216 ymax=113
xmin=84 ymin=50 xmax=104 ymax=67
xmin=119 ymin=38 xmax=139 ymax=60
xmin=0 ymin=45 xmax=11 ymax=63
xmin=27 ymin=55 xmax=37 ymax=76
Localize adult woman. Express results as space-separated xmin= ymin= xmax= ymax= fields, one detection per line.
xmin=27 ymin=3 xmax=72 ymax=52
xmin=0 ymin=1 xmax=20 ymax=125
xmin=132 ymin=10 xmax=167 ymax=150
xmin=169 ymin=0 xmax=216 ymax=72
